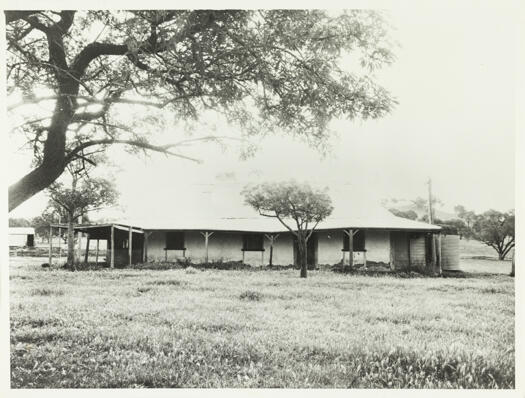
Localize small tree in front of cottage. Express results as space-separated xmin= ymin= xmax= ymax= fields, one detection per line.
xmin=242 ymin=181 xmax=333 ymax=278
xmin=47 ymin=164 xmax=118 ymax=269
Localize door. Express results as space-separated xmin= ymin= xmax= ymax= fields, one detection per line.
xmin=391 ymin=231 xmax=410 ymax=269
xmin=307 ymin=233 xmax=318 ymax=269
xmin=293 ymin=233 xmax=318 ymax=269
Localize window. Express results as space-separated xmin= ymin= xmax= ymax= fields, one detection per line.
xmin=343 ymin=230 xmax=365 ymax=251
xmin=166 ymin=231 xmax=185 ymax=250
xmin=242 ymin=234 xmax=264 ymax=251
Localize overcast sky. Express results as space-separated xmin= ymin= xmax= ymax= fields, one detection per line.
xmin=7 ymin=6 xmax=517 ymax=221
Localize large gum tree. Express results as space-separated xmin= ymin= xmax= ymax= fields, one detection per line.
xmin=6 ymin=10 xmax=396 ymax=211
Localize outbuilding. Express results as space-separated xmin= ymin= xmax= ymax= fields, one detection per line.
xmin=8 ymin=227 xmax=35 ymax=248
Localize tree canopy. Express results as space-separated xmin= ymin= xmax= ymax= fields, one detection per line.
xmin=388 ymin=208 xmax=418 ymax=220
xmin=242 ymin=180 xmax=333 ymax=278
xmin=6 ymin=10 xmax=395 ymax=211
xmin=471 ymin=210 xmax=515 ymax=260
xmin=47 ymin=170 xmax=118 ymax=267
xmin=48 ymin=177 xmax=118 ymax=223
xmin=454 ymin=205 xmax=477 ymax=229
xmin=8 ymin=218 xmax=32 ymax=227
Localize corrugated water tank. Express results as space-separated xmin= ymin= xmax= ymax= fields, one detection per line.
xmin=441 ymin=234 xmax=460 ymax=271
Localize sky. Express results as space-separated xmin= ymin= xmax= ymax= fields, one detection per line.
xmin=6 ymin=6 xmax=517 ymax=222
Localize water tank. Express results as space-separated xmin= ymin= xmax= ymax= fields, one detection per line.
xmin=441 ymin=234 xmax=460 ymax=271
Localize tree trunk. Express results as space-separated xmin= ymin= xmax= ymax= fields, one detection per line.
xmin=510 ymin=253 xmax=515 ymax=277
xmin=298 ymin=237 xmax=307 ymax=278
xmin=8 ymin=74 xmax=75 ymax=212
xmin=66 ymin=213 xmax=76 ymax=270
xmin=9 ymin=162 xmax=65 ymax=212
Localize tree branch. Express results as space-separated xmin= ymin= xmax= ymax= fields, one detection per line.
xmin=72 ymin=42 xmax=128 ymax=76
xmin=275 ymin=214 xmax=298 ymax=237
xmin=65 ymin=139 xmax=202 ymax=165
xmin=5 ymin=10 xmax=42 ymax=24
xmin=306 ymin=221 xmax=320 ymax=240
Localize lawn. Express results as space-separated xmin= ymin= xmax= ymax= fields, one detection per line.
xmin=10 ymin=257 xmax=514 ymax=388
xmin=459 ymin=238 xmax=514 ymax=261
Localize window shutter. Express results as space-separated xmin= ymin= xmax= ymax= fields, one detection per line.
xmin=166 ymin=231 xmax=185 ymax=250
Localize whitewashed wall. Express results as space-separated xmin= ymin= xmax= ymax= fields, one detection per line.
xmin=317 ymin=229 xmax=345 ymax=265
xmin=145 ymin=229 xmax=390 ymax=266
xmin=146 ymin=230 xmax=290 ymax=265
xmin=365 ymin=230 xmax=390 ymax=263
xmin=316 ymin=229 xmax=390 ymax=265
xmin=8 ymin=234 xmax=29 ymax=247
xmin=268 ymin=233 xmax=294 ymax=265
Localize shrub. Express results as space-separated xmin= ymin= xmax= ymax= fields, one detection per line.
xmin=176 ymin=257 xmax=193 ymax=267
xmin=147 ymin=279 xmax=185 ymax=286
xmin=129 ymin=262 xmax=183 ymax=270
xmin=239 ymin=290 xmax=262 ymax=301
xmin=30 ymin=288 xmax=64 ymax=296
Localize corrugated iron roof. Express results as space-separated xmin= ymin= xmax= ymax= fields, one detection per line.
xmin=101 ymin=188 xmax=441 ymax=232
xmin=121 ymin=208 xmax=440 ymax=233
xmin=8 ymin=227 xmax=35 ymax=235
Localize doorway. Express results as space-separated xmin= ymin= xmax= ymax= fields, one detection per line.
xmin=293 ymin=233 xmax=318 ymax=269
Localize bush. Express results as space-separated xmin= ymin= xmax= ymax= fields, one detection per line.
xmin=176 ymin=257 xmax=193 ymax=267
xmin=239 ymin=290 xmax=262 ymax=301
xmin=30 ymin=288 xmax=64 ymax=296
xmin=146 ymin=279 xmax=185 ymax=286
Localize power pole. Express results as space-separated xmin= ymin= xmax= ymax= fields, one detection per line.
xmin=76 ymin=215 xmax=82 ymax=264
xmin=58 ymin=214 xmax=62 ymax=260
xmin=427 ymin=178 xmax=434 ymax=223
xmin=427 ymin=178 xmax=439 ymax=275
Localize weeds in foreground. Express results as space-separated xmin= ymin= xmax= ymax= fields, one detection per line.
xmin=29 ymin=288 xmax=64 ymax=296
xmin=239 ymin=290 xmax=263 ymax=301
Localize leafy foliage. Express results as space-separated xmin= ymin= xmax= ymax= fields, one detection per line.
xmin=242 ymin=180 xmax=333 ymax=278
xmin=8 ymin=218 xmax=32 ymax=227
xmin=239 ymin=290 xmax=263 ymax=301
xmin=31 ymin=213 xmax=60 ymax=241
xmin=6 ymin=10 xmax=396 ymax=210
xmin=48 ymin=178 xmax=118 ymax=222
xmin=384 ymin=196 xmax=444 ymax=222
xmin=242 ymin=180 xmax=333 ymax=231
xmin=388 ymin=208 xmax=418 ymax=220
xmin=432 ymin=218 xmax=468 ymax=237
xmin=471 ymin=210 xmax=515 ymax=260
xmin=411 ymin=196 xmax=443 ymax=214
xmin=454 ymin=205 xmax=477 ymax=230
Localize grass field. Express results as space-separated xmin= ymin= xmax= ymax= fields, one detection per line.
xmin=459 ymin=238 xmax=514 ymax=261
xmin=10 ymin=256 xmax=514 ymax=388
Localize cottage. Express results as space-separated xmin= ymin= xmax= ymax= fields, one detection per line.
xmin=50 ymin=204 xmax=460 ymax=272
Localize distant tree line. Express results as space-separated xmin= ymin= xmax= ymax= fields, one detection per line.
xmin=386 ymin=198 xmax=515 ymax=261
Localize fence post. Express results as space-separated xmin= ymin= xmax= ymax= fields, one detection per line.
xmin=48 ymin=225 xmax=53 ymax=266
